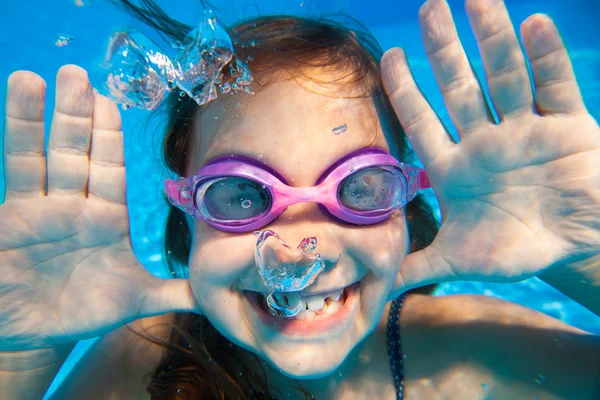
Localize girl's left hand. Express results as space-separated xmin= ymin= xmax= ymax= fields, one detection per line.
xmin=381 ymin=0 xmax=600 ymax=293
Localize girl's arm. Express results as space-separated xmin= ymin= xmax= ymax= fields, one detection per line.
xmin=539 ymin=254 xmax=600 ymax=317
xmin=403 ymin=294 xmax=600 ymax=399
xmin=0 ymin=343 xmax=76 ymax=400
xmin=46 ymin=314 xmax=175 ymax=400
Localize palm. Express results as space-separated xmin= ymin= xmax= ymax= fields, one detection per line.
xmin=1 ymin=67 xmax=196 ymax=351
xmin=430 ymin=113 xmax=600 ymax=280
xmin=1 ymin=197 xmax=152 ymax=349
xmin=382 ymin=1 xmax=600 ymax=291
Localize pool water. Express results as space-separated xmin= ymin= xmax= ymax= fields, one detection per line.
xmin=0 ymin=0 xmax=598 ymax=398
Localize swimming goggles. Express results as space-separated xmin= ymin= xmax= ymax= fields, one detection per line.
xmin=164 ymin=148 xmax=430 ymax=233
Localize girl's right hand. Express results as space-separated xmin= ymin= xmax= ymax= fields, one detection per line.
xmin=1 ymin=65 xmax=199 ymax=351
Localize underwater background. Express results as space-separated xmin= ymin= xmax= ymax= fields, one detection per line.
xmin=1 ymin=0 xmax=599 ymax=397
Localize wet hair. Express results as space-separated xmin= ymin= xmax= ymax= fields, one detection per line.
xmin=113 ymin=1 xmax=440 ymax=399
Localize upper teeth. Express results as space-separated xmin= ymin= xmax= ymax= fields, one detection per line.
xmin=303 ymin=288 xmax=344 ymax=311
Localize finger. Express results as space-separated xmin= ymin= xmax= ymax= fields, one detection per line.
xmin=419 ymin=0 xmax=493 ymax=135
xmin=140 ymin=278 xmax=203 ymax=317
xmin=3 ymin=71 xmax=47 ymax=199
xmin=465 ymin=0 xmax=534 ymax=119
xmin=88 ymin=91 xmax=126 ymax=204
xmin=47 ymin=65 xmax=93 ymax=195
xmin=389 ymin=247 xmax=455 ymax=299
xmin=520 ymin=14 xmax=586 ymax=115
xmin=381 ymin=47 xmax=454 ymax=168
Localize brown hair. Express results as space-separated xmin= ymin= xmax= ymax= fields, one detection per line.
xmin=114 ymin=1 xmax=440 ymax=399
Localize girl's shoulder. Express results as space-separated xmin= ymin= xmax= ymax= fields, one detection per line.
xmin=401 ymin=293 xmax=585 ymax=332
xmin=399 ymin=294 xmax=600 ymax=399
xmin=48 ymin=313 xmax=176 ymax=400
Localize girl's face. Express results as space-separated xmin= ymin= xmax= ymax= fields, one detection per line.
xmin=185 ymin=78 xmax=408 ymax=378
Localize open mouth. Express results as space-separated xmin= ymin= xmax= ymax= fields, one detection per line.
xmin=257 ymin=287 xmax=348 ymax=320
xmin=244 ymin=282 xmax=361 ymax=335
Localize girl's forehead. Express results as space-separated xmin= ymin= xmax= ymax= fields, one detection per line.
xmin=188 ymin=79 xmax=392 ymax=182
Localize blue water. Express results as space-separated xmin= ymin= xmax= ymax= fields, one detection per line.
xmin=0 ymin=0 xmax=598 ymax=397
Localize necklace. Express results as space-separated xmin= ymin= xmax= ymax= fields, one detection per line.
xmin=387 ymin=293 xmax=408 ymax=400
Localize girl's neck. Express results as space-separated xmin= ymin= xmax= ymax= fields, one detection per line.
xmin=254 ymin=302 xmax=396 ymax=400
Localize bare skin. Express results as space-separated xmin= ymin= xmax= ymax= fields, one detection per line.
xmin=46 ymin=294 xmax=599 ymax=400
xmin=2 ymin=0 xmax=600 ymax=399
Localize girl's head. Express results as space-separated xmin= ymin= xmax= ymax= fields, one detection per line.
xmin=157 ymin=14 xmax=437 ymax=379
xmin=117 ymin=1 xmax=438 ymax=395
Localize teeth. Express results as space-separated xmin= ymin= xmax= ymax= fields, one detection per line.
xmin=258 ymin=287 xmax=348 ymax=319
xmin=328 ymin=289 xmax=343 ymax=301
xmin=305 ymin=295 xmax=325 ymax=311
xmin=295 ymin=308 xmax=307 ymax=320
xmin=324 ymin=300 xmax=341 ymax=315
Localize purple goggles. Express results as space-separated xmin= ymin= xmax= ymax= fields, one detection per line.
xmin=164 ymin=148 xmax=430 ymax=233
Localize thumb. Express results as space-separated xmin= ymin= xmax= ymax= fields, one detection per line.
xmin=139 ymin=277 xmax=203 ymax=318
xmin=388 ymin=246 xmax=456 ymax=300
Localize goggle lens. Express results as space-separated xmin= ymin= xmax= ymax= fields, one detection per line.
xmin=337 ymin=166 xmax=406 ymax=213
xmin=198 ymin=176 xmax=272 ymax=222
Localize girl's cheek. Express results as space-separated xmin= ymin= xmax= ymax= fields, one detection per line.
xmin=344 ymin=212 xmax=408 ymax=278
xmin=188 ymin=222 xmax=256 ymax=281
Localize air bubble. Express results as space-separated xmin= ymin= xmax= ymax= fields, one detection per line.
xmin=101 ymin=31 xmax=177 ymax=110
xmin=219 ymin=82 xmax=231 ymax=93
xmin=53 ymin=34 xmax=73 ymax=47
xmin=255 ymin=230 xmax=324 ymax=315
xmin=332 ymin=124 xmax=347 ymax=135
xmin=241 ymin=199 xmax=252 ymax=208
xmin=99 ymin=10 xmax=251 ymax=111
xmin=174 ymin=10 xmax=233 ymax=106
xmin=257 ymin=154 xmax=263 ymax=160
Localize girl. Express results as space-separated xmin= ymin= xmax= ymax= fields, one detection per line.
xmin=2 ymin=0 xmax=599 ymax=399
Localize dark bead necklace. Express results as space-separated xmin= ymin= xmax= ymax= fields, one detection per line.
xmin=387 ymin=293 xmax=408 ymax=400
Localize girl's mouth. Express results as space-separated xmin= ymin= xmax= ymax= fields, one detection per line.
xmin=244 ymin=282 xmax=361 ymax=336
xmin=258 ymin=287 xmax=348 ymax=320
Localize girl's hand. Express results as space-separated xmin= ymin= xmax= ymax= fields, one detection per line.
xmin=382 ymin=0 xmax=600 ymax=294
xmin=0 ymin=66 xmax=198 ymax=351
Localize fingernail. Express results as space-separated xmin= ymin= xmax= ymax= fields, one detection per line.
xmin=381 ymin=48 xmax=408 ymax=91
xmin=525 ymin=14 xmax=556 ymax=55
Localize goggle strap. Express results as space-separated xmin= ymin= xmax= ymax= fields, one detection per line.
xmin=403 ymin=164 xmax=431 ymax=203
xmin=165 ymin=177 xmax=196 ymax=215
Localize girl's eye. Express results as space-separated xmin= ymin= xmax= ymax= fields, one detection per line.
xmin=198 ymin=177 xmax=272 ymax=221
xmin=337 ymin=166 xmax=405 ymax=211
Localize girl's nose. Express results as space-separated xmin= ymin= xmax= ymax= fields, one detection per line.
xmin=255 ymin=229 xmax=345 ymax=294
